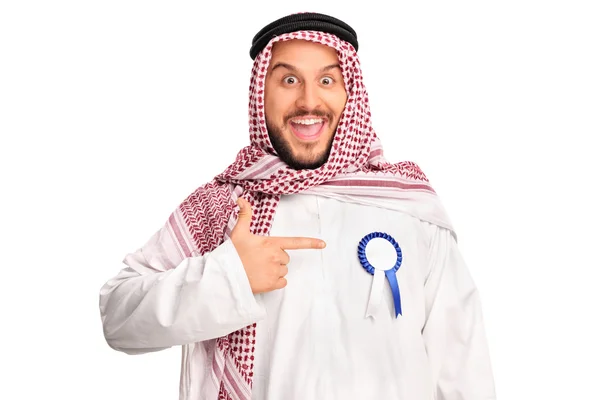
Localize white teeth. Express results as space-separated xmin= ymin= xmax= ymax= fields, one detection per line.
xmin=292 ymin=118 xmax=323 ymax=125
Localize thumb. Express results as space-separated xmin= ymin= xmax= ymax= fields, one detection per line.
xmin=233 ymin=197 xmax=253 ymax=234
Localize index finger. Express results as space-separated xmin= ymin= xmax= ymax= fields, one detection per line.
xmin=270 ymin=236 xmax=326 ymax=250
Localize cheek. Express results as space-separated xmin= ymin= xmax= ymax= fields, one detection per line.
xmin=264 ymin=81 xmax=280 ymax=122
xmin=264 ymin=93 xmax=276 ymax=120
xmin=265 ymin=90 xmax=294 ymax=123
xmin=331 ymin=92 xmax=348 ymax=121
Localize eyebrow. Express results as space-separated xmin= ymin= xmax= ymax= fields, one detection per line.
xmin=270 ymin=62 xmax=341 ymax=74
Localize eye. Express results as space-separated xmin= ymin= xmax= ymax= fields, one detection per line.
xmin=283 ymin=76 xmax=298 ymax=85
xmin=320 ymin=76 xmax=334 ymax=85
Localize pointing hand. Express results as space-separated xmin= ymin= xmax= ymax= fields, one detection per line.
xmin=230 ymin=197 xmax=326 ymax=294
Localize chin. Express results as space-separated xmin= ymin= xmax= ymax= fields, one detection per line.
xmin=285 ymin=147 xmax=331 ymax=170
xmin=268 ymin=122 xmax=335 ymax=170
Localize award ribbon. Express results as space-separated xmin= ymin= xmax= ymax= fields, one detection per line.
xmin=357 ymin=231 xmax=403 ymax=318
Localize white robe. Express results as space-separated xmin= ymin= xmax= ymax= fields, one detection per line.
xmin=99 ymin=193 xmax=496 ymax=400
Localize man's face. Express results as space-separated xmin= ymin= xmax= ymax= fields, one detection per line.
xmin=264 ymin=39 xmax=348 ymax=170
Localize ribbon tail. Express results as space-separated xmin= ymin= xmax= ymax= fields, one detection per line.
xmin=366 ymin=269 xmax=385 ymax=319
xmin=385 ymin=269 xmax=402 ymax=317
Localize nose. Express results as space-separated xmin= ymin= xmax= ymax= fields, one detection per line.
xmin=295 ymin=82 xmax=322 ymax=111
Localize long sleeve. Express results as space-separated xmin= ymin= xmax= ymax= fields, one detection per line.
xmin=99 ymin=229 xmax=266 ymax=355
xmin=421 ymin=224 xmax=496 ymax=400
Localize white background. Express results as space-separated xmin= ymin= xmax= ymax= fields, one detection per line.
xmin=1 ymin=0 xmax=599 ymax=399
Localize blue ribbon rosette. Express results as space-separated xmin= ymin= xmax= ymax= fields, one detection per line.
xmin=357 ymin=231 xmax=403 ymax=318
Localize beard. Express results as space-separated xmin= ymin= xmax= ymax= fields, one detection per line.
xmin=266 ymin=111 xmax=336 ymax=170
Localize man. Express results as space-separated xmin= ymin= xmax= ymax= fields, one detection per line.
xmin=99 ymin=12 xmax=496 ymax=400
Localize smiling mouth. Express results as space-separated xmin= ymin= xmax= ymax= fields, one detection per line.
xmin=289 ymin=118 xmax=327 ymax=141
